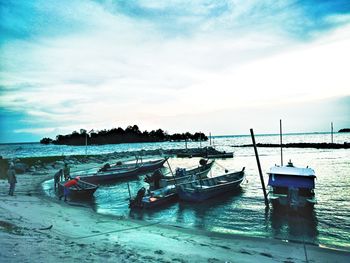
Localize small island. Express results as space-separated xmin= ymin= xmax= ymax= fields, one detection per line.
xmin=40 ymin=125 xmax=208 ymax=146
xmin=338 ymin=128 xmax=350 ymax=133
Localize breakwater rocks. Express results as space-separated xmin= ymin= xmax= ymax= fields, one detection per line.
xmin=238 ymin=142 xmax=350 ymax=149
xmin=0 ymin=148 xmax=205 ymax=177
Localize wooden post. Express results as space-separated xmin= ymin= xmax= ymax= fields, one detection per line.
xmin=209 ymin=132 xmax=212 ymax=146
xmin=127 ymin=182 xmax=131 ymax=200
xmin=280 ymin=119 xmax=283 ymax=166
xmin=250 ymin=128 xmax=269 ymax=208
xmin=166 ymin=158 xmax=178 ymax=187
xmin=85 ymin=133 xmax=88 ymax=157
xmin=331 ymin=122 xmax=334 ymax=144
xmin=199 ymin=132 xmax=202 ymax=148
xmin=185 ymin=138 xmax=187 ymax=149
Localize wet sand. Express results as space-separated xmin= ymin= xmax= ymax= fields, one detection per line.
xmin=0 ymin=156 xmax=349 ymax=262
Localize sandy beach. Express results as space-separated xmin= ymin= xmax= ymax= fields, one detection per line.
xmin=1 ymin=155 xmax=349 ymax=263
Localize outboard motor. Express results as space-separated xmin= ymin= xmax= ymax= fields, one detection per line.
xmin=99 ymin=163 xmax=111 ymax=172
xmin=199 ymin=158 xmax=208 ymax=166
xmin=129 ymin=187 xmax=146 ymax=208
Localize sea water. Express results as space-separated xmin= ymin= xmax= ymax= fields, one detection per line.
xmin=2 ymin=132 xmax=350 ymax=249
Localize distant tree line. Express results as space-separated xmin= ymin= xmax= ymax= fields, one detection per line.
xmin=40 ymin=125 xmax=208 ymax=146
xmin=338 ymin=128 xmax=350 ymax=133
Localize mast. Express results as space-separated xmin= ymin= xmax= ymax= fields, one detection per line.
xmin=280 ymin=119 xmax=283 ymax=166
xmin=331 ymin=122 xmax=334 ymax=144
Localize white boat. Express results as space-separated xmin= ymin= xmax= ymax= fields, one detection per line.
xmin=267 ymin=160 xmax=316 ymax=209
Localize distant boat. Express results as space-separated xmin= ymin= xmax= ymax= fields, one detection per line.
xmin=79 ymin=158 xmax=167 ymax=184
xmin=58 ymin=179 xmax=98 ymax=199
xmin=145 ymin=159 xmax=215 ymax=188
xmin=177 ymin=147 xmax=234 ymax=159
xmin=129 ymin=185 xmax=177 ymax=209
xmin=177 ymin=168 xmax=245 ymax=202
xmin=207 ymin=152 xmax=234 ymax=159
xmin=267 ymin=160 xmax=316 ymax=209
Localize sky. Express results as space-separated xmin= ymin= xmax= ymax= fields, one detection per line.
xmin=0 ymin=0 xmax=350 ymax=143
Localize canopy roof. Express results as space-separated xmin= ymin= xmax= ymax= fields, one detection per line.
xmin=267 ymin=164 xmax=315 ymax=177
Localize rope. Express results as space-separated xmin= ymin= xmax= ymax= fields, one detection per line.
xmin=214 ymin=161 xmax=229 ymax=172
xmin=70 ymin=221 xmax=160 ymax=240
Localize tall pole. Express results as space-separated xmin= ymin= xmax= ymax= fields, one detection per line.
xmin=199 ymin=132 xmax=202 ymax=148
xmin=209 ymin=132 xmax=212 ymax=146
xmin=127 ymin=182 xmax=131 ymax=200
xmin=280 ymin=119 xmax=283 ymax=166
xmin=166 ymin=159 xmax=178 ymax=187
xmin=85 ymin=133 xmax=88 ymax=156
xmin=331 ymin=122 xmax=334 ymax=144
xmin=185 ymin=138 xmax=187 ymax=149
xmin=250 ymin=128 xmax=269 ymax=208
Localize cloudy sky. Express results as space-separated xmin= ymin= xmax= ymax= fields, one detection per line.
xmin=1 ymin=0 xmax=350 ymax=143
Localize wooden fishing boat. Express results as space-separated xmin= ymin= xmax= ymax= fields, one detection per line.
xmin=267 ymin=160 xmax=316 ymax=209
xmin=79 ymin=167 xmax=140 ymax=184
xmin=129 ymin=185 xmax=177 ymax=209
xmin=58 ymin=179 xmax=98 ymax=199
xmin=177 ymin=167 xmax=245 ymax=202
xmin=145 ymin=160 xmax=215 ymax=188
xmin=77 ymin=158 xmax=168 ymax=184
xmin=99 ymin=158 xmax=168 ymax=173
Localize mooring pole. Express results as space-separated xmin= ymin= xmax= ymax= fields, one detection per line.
xmin=331 ymin=122 xmax=334 ymax=144
xmin=166 ymin=158 xmax=178 ymax=187
xmin=280 ymin=119 xmax=283 ymax=166
xmin=209 ymin=132 xmax=212 ymax=146
xmin=250 ymin=128 xmax=269 ymax=208
xmin=127 ymin=182 xmax=131 ymax=200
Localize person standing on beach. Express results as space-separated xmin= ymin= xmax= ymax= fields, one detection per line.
xmin=7 ymin=162 xmax=17 ymax=196
xmin=63 ymin=163 xmax=70 ymax=181
xmin=59 ymin=176 xmax=80 ymax=202
xmin=54 ymin=169 xmax=63 ymax=191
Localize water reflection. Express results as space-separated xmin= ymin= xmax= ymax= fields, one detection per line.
xmin=268 ymin=206 xmax=318 ymax=244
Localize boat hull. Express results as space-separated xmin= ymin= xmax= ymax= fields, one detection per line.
xmin=159 ymin=160 xmax=214 ymax=188
xmin=269 ymin=193 xmax=316 ymax=210
xmin=82 ymin=158 xmax=167 ymax=184
xmin=177 ymin=169 xmax=245 ymax=202
xmin=80 ymin=168 xmax=140 ymax=184
xmin=58 ymin=180 xmax=98 ymax=199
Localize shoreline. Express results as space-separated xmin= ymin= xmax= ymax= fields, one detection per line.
xmin=1 ymin=153 xmax=349 ymax=262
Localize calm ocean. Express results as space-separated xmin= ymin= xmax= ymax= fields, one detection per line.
xmin=2 ymin=132 xmax=350 ymax=249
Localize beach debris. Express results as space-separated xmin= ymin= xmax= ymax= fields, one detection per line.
xmin=37 ymin=224 xmax=53 ymax=230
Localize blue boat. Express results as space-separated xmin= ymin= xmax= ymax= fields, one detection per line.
xmin=177 ymin=167 xmax=245 ymax=202
xmin=267 ymin=160 xmax=316 ymax=210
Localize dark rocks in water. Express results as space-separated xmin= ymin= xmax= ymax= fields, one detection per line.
xmin=14 ymin=162 xmax=29 ymax=173
xmin=338 ymin=128 xmax=350 ymax=133
xmin=176 ymin=147 xmax=233 ymax=158
xmin=239 ymin=142 xmax=350 ymax=149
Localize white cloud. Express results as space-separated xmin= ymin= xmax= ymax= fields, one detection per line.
xmin=1 ymin=1 xmax=350 ymax=138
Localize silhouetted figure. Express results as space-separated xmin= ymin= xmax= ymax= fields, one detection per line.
xmin=59 ymin=177 xmax=80 ymax=202
xmin=152 ymin=170 xmax=162 ymax=190
xmin=7 ymin=162 xmax=17 ymax=196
